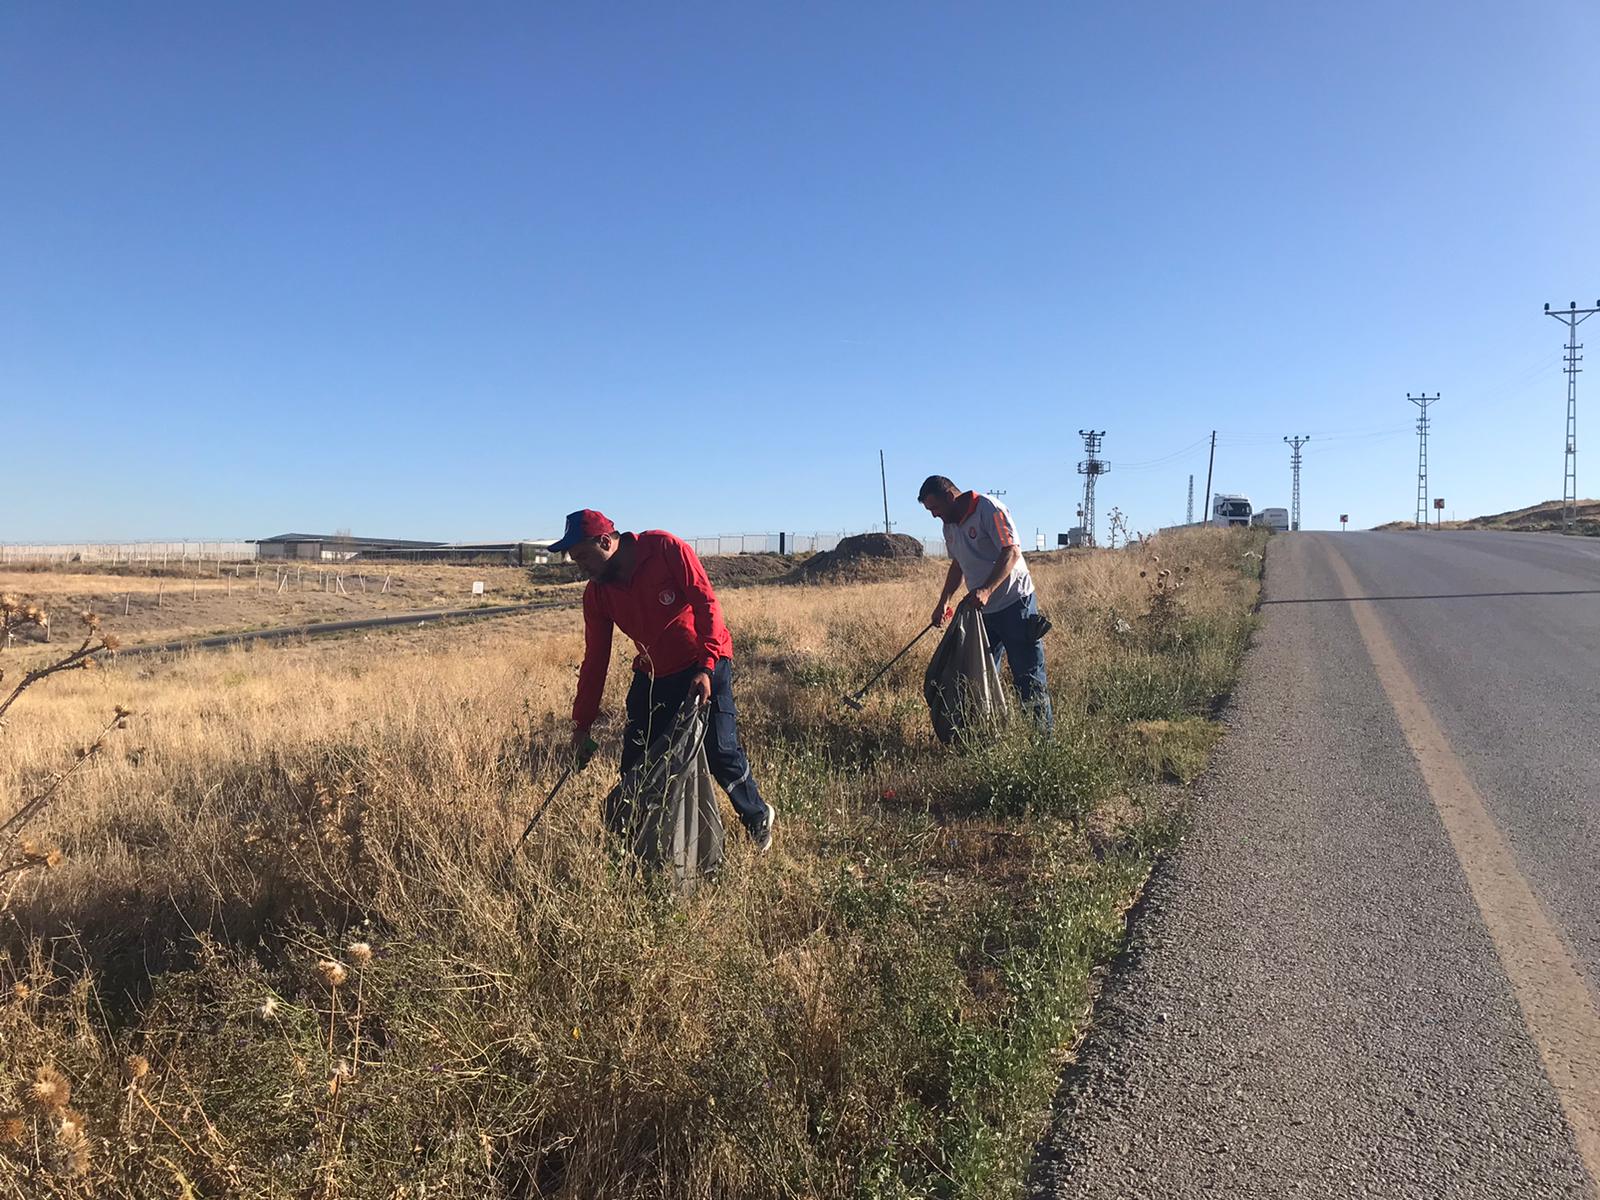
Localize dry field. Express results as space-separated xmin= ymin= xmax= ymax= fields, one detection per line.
xmin=0 ymin=562 xmax=578 ymax=660
xmin=0 ymin=529 xmax=1264 ymax=1199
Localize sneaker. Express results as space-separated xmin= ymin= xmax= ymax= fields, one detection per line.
xmin=751 ymin=805 xmax=777 ymax=853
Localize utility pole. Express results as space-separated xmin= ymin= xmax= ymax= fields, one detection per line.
xmin=1545 ymin=301 xmax=1599 ymax=529
xmin=1408 ymin=393 xmax=1439 ymax=530
xmin=1186 ymin=473 xmax=1194 ymax=525
xmin=1283 ymin=435 xmax=1310 ymax=531
xmin=879 ymin=449 xmax=891 ymax=535
xmin=1077 ymin=431 xmax=1108 ymax=548
xmin=1202 ymin=431 xmax=1217 ymax=526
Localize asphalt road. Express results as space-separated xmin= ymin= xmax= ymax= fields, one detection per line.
xmin=1031 ymin=530 xmax=1600 ymax=1199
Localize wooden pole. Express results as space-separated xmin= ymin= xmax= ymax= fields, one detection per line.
xmin=1202 ymin=431 xmax=1217 ymax=526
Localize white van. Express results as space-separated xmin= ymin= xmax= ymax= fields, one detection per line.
xmin=1211 ymin=494 xmax=1253 ymax=527
xmin=1252 ymin=507 xmax=1290 ymax=532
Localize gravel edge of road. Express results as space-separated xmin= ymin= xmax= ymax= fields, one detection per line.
xmin=1022 ymin=551 xmax=1271 ymax=1192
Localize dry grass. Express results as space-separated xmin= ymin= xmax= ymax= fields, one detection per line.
xmin=0 ymin=528 xmax=1263 ymax=1199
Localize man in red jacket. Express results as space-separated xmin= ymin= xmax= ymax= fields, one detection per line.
xmin=552 ymin=509 xmax=775 ymax=851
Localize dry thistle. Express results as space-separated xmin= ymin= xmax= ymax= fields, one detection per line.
xmin=57 ymin=1109 xmax=87 ymax=1139
xmin=0 ymin=1115 xmax=24 ymax=1145
xmin=258 ymin=995 xmax=279 ymax=1019
xmin=29 ymin=1064 xmax=71 ymax=1112
xmin=316 ymin=959 xmax=348 ymax=988
xmin=124 ymin=1054 xmax=150 ymax=1085
xmin=347 ymin=941 xmax=373 ymax=965
xmin=53 ymin=1115 xmax=90 ymax=1178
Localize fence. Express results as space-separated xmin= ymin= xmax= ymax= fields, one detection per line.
xmin=0 ymin=541 xmax=259 ymax=566
xmin=686 ymin=531 xmax=947 ymax=558
xmin=0 ymin=532 xmax=949 ymax=567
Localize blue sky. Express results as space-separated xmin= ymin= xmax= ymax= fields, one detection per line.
xmin=4 ymin=2 xmax=1597 ymax=542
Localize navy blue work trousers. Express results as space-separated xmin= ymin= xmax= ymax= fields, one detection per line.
xmin=981 ymin=592 xmax=1055 ymax=735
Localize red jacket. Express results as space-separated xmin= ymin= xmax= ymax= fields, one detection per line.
xmin=572 ymin=531 xmax=734 ymax=727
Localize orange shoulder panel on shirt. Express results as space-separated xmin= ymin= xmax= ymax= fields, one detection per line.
xmin=992 ymin=508 xmax=1017 ymax=547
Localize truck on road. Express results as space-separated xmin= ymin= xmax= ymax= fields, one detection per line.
xmin=1211 ymin=493 xmax=1254 ymax=528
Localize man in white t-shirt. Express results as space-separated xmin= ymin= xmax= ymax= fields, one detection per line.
xmin=919 ymin=475 xmax=1054 ymax=733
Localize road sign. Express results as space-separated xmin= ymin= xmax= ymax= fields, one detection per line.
xmin=1433 ymin=498 xmax=1445 ymax=510
xmin=1340 ymin=514 xmax=1349 ymax=531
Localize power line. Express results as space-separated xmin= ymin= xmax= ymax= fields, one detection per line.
xmin=1283 ymin=435 xmax=1310 ymax=532
xmin=1545 ymin=300 xmax=1599 ymax=529
xmin=1115 ymin=436 xmax=1213 ymax=471
xmin=1407 ymin=393 xmax=1440 ymax=530
xmin=1077 ymin=431 xmax=1108 ymax=548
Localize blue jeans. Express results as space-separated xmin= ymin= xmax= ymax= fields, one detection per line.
xmin=621 ymin=658 xmax=768 ymax=832
xmin=982 ymin=592 xmax=1054 ymax=734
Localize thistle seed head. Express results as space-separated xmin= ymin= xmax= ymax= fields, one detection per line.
xmin=29 ymin=1065 xmax=71 ymax=1112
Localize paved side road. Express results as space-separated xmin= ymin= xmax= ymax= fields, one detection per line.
xmin=1030 ymin=531 xmax=1598 ymax=1199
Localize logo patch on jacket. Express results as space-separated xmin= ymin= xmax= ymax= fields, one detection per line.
xmin=658 ymin=589 xmax=677 ymax=606
xmin=967 ymin=527 xmax=978 ymax=538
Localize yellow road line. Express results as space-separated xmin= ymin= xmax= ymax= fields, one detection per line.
xmin=1325 ymin=542 xmax=1600 ymax=1191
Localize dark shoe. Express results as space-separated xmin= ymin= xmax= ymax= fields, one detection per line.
xmin=750 ymin=805 xmax=776 ymax=853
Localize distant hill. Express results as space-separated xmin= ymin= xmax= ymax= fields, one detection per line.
xmin=1374 ymin=498 xmax=1600 ymax=533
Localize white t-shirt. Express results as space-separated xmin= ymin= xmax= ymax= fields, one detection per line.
xmin=944 ymin=492 xmax=1034 ymax=612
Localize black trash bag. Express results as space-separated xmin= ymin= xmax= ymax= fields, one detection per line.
xmin=602 ymin=704 xmax=725 ymax=890
xmin=924 ymin=606 xmax=1010 ymax=745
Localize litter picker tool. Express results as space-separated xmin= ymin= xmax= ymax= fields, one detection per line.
xmin=498 ymin=737 xmax=598 ymax=880
xmin=841 ymin=622 xmax=936 ymax=711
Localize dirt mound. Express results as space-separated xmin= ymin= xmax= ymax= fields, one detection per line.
xmin=1374 ymin=498 xmax=1600 ymax=533
xmin=705 ymin=553 xmax=799 ymax=587
xmin=523 ymin=561 xmax=586 ymax=585
xmin=785 ymin=533 xmax=926 ymax=583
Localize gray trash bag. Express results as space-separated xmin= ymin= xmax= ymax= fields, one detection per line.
xmin=602 ymin=705 xmax=725 ymax=890
xmin=924 ymin=606 xmax=1010 ymax=745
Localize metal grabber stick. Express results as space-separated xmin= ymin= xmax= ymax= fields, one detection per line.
xmin=841 ymin=621 xmax=937 ymax=711
xmin=499 ymin=737 xmax=599 ymax=878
